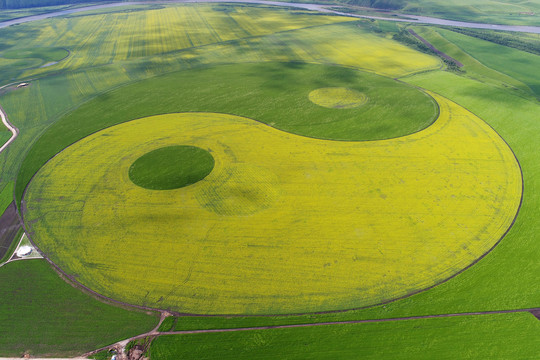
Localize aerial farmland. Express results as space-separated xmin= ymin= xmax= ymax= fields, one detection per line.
xmin=1 ymin=0 xmax=540 ymax=358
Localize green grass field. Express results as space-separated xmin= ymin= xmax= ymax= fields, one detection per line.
xmin=389 ymin=0 xmax=540 ymax=26
xmin=0 ymin=181 xmax=13 ymax=215
xmin=432 ymin=28 xmax=540 ymax=96
xmin=151 ymin=313 xmax=540 ymax=359
xmin=0 ymin=260 xmax=158 ymax=357
xmin=157 ymin=316 xmax=176 ymax=332
xmin=129 ymin=145 xmax=215 ymax=190
xmin=2 ymin=1 xmax=540 ymax=357
xmin=409 ymin=26 xmax=531 ymax=95
xmin=2 ymin=47 xmax=68 ymax=62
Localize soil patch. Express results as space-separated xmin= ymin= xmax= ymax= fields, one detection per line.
xmin=0 ymin=202 xmax=21 ymax=259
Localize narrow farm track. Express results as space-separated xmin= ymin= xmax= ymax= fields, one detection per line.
xmin=407 ymin=29 xmax=464 ymax=67
xmin=80 ymin=306 xmax=540 ymax=358
xmin=0 ymin=104 xmax=18 ymax=154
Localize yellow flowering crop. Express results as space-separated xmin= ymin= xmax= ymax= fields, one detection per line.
xmin=23 ymin=93 xmax=521 ymax=315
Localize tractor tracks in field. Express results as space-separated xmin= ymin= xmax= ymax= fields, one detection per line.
xmin=158 ymin=307 xmax=540 ymax=335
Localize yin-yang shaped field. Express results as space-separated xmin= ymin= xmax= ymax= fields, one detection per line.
xmin=21 ymin=63 xmax=522 ymax=314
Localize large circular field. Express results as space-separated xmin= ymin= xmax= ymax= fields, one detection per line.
xmin=21 ymin=62 xmax=522 ymax=314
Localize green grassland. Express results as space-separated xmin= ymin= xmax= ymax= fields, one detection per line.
xmin=0 ymin=260 xmax=158 ymax=357
xmin=151 ymin=313 xmax=540 ymax=360
xmin=0 ymin=129 xmax=11 ymax=145
xmin=0 ymin=46 xmax=68 ymax=80
xmin=448 ymin=28 xmax=540 ymax=57
xmin=409 ymin=26 xmax=531 ymax=94
xmin=2 ymin=46 xmax=68 ymax=63
xmin=374 ymin=0 xmax=540 ymax=26
xmin=0 ymin=181 xmax=13 ymax=215
xmin=318 ymin=0 xmax=540 ymax=26
xmin=158 ymin=316 xmax=177 ymax=332
xmin=431 ymin=28 xmax=540 ymax=96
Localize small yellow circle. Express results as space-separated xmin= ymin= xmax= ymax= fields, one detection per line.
xmin=308 ymin=87 xmax=368 ymax=109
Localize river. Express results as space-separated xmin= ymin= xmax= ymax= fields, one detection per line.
xmin=2 ymin=0 xmax=540 ymax=33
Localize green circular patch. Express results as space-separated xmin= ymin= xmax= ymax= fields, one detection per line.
xmin=309 ymin=87 xmax=368 ymax=109
xmin=129 ymin=145 xmax=214 ymax=190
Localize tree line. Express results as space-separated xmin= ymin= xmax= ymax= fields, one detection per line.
xmin=449 ymin=27 xmax=540 ymax=57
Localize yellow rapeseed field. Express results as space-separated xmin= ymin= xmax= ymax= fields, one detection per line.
xmin=309 ymin=87 xmax=368 ymax=109
xmin=19 ymin=4 xmax=354 ymax=74
xmin=23 ymin=93 xmax=521 ymax=315
xmin=14 ymin=5 xmax=440 ymax=81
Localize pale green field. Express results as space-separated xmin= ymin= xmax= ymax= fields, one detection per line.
xmin=151 ymin=312 xmax=540 ymax=360
xmin=399 ymin=0 xmax=540 ymax=25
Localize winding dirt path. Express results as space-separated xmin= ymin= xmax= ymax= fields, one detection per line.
xmin=0 ymin=104 xmax=18 ymax=154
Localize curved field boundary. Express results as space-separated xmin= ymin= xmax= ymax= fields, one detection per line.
xmin=21 ymin=92 xmax=522 ymax=316
xmin=14 ymin=89 xmax=523 ymax=326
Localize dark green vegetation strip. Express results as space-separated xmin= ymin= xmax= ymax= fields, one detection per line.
xmin=16 ymin=62 xmax=437 ymax=203
xmin=2 ymin=47 xmax=68 ymax=62
xmin=89 ymin=349 xmax=112 ymax=360
xmin=0 ymin=181 xmax=13 ymax=215
xmin=0 ymin=260 xmax=158 ymax=357
xmin=0 ymin=130 xmax=11 ymax=146
xmin=158 ymin=316 xmax=177 ymax=332
xmin=129 ymin=146 xmax=214 ymax=190
xmin=152 ymin=313 xmax=540 ymax=360
xmin=0 ymin=227 xmax=20 ymax=263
